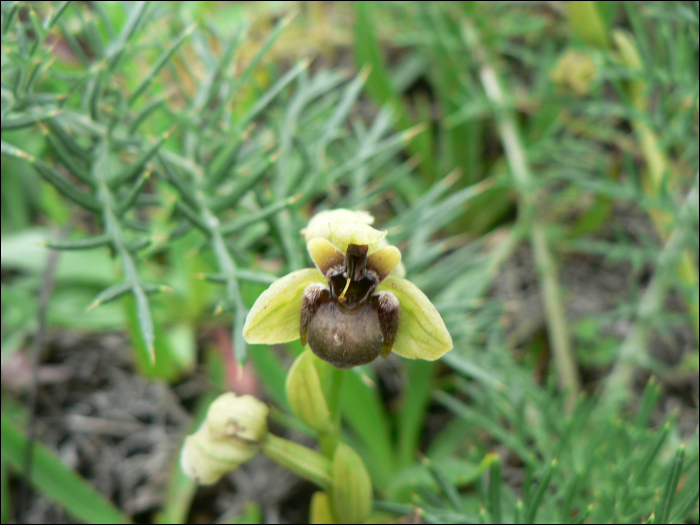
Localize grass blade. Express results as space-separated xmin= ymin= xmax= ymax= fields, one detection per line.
xmin=1 ymin=415 xmax=130 ymax=524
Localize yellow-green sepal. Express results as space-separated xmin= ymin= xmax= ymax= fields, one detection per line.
xmin=243 ymin=268 xmax=326 ymax=344
xmin=286 ymin=350 xmax=333 ymax=434
xmin=377 ymin=276 xmax=453 ymax=360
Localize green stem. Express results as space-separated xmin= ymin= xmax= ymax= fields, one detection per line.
xmin=262 ymin=434 xmax=332 ymax=490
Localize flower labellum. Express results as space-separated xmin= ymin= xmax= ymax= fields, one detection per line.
xmin=243 ymin=209 xmax=452 ymax=369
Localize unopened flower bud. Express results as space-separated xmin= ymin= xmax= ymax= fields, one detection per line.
xmin=180 ymin=393 xmax=269 ymax=485
xmin=310 ymin=491 xmax=335 ymax=524
xmin=330 ymin=443 xmax=372 ymax=524
xmin=286 ymin=350 xmax=333 ymax=433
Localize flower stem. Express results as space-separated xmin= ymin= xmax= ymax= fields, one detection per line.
xmin=262 ymin=434 xmax=332 ymax=490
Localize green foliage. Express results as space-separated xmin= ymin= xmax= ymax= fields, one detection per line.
xmin=1 ymin=1 xmax=698 ymax=524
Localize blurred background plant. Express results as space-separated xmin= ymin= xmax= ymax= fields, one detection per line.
xmin=1 ymin=1 xmax=697 ymax=523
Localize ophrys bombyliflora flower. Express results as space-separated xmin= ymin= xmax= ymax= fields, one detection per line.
xmin=243 ymin=209 xmax=452 ymax=368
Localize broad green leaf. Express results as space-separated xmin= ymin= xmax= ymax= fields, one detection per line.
xmin=339 ymin=370 xmax=393 ymax=485
xmin=395 ymin=360 xmax=435 ymax=470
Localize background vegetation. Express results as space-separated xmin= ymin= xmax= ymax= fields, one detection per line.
xmin=1 ymin=1 xmax=698 ymax=523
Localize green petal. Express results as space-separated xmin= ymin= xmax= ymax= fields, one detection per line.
xmin=377 ymin=276 xmax=452 ymax=360
xmin=243 ymin=269 xmax=326 ymax=344
xmin=302 ymin=209 xmax=375 ymax=243
xmin=367 ymin=245 xmax=401 ymax=282
xmin=307 ymin=237 xmax=344 ymax=275
xmin=329 ymin=222 xmax=387 ymax=254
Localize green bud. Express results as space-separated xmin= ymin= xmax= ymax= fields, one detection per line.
xmin=310 ymin=491 xmax=335 ymax=525
xmin=612 ymin=30 xmax=646 ymax=110
xmin=550 ymin=49 xmax=596 ymax=97
xmin=180 ymin=393 xmax=269 ymax=485
xmin=286 ymin=350 xmax=333 ymax=434
xmin=206 ymin=392 xmax=269 ymax=442
xmin=330 ymin=443 xmax=372 ymax=524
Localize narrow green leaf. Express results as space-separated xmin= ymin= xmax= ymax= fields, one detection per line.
xmin=57 ymin=19 xmax=90 ymax=67
xmin=634 ymin=419 xmax=671 ymax=483
xmin=671 ymin=486 xmax=699 ymax=523
xmin=560 ymin=470 xmax=582 ymax=522
xmin=194 ymin=25 xmax=246 ymax=112
xmin=634 ymin=377 xmax=661 ymax=428
xmin=205 ymin=140 xmax=244 ymax=190
xmin=235 ymin=12 xmax=295 ymax=92
xmin=524 ymin=458 xmax=558 ymax=524
xmin=659 ymin=445 xmax=685 ymax=523
xmin=48 ymin=118 xmax=93 ymax=163
xmin=353 ymin=2 xmax=434 ymax=183
xmin=88 ymin=69 xmax=105 ymax=122
xmin=174 ymin=201 xmax=210 ymax=235
xmin=317 ymin=67 xmax=368 ymax=153
xmin=87 ymin=282 xmax=132 ymax=310
xmin=209 ymin=155 xmax=276 ymax=212
xmin=26 ymin=7 xmax=45 ymax=58
xmin=133 ymin=284 xmax=155 ymax=362
xmin=44 ymin=233 xmax=112 ymax=250
xmin=2 ymin=141 xmax=99 ymax=212
xmin=32 ymin=157 xmax=100 ymax=212
xmin=107 ymin=1 xmax=150 ymax=72
xmin=238 ymin=58 xmax=311 ymax=130
xmin=0 ymin=415 xmax=130 ymax=524
xmin=571 ymin=503 xmax=594 ymax=524
xmin=488 ymin=454 xmax=502 ymax=524
xmin=128 ymin=24 xmax=196 ymax=107
xmin=45 ymin=1 xmax=72 ymax=29
xmin=129 ymin=96 xmax=165 ymax=134
xmin=217 ymin=196 xmax=299 ymax=235
xmin=117 ymin=170 xmax=152 ymax=215
xmin=46 ymin=134 xmax=92 ymax=187
xmin=232 ymin=503 xmax=263 ymax=524
xmin=435 ymin=391 xmax=529 ymax=460
xmin=1 ymin=109 xmax=64 ymax=130
xmin=110 ymin=128 xmax=173 ymax=188
xmin=233 ymin=302 xmax=248 ymax=364
xmin=423 ymin=457 xmax=464 ymax=512
xmin=2 ymin=1 xmax=20 ymax=35
xmin=0 ymin=457 xmax=9 ymax=524
xmin=568 ymin=2 xmax=611 ymax=49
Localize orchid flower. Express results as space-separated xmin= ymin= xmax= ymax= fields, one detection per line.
xmin=243 ymin=210 xmax=452 ymax=369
